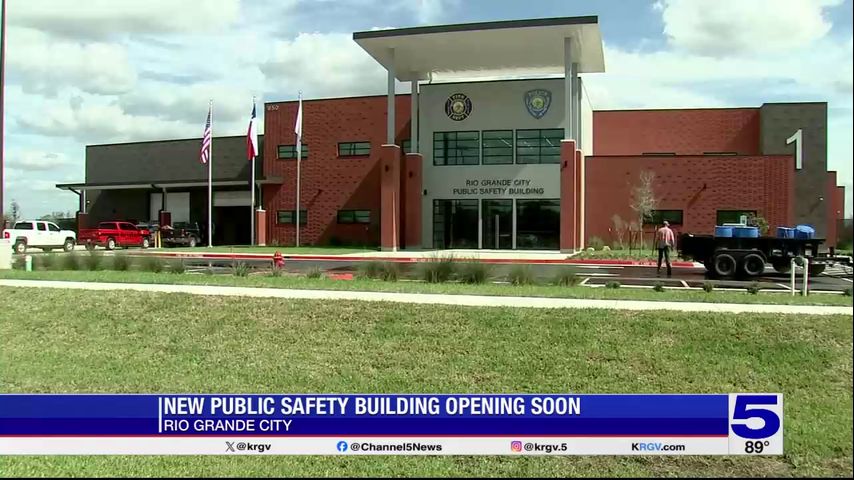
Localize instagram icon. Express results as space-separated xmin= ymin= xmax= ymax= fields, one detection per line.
xmin=510 ymin=441 xmax=523 ymax=452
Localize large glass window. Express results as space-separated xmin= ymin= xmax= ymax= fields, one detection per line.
xmin=277 ymin=210 xmax=308 ymax=225
xmin=338 ymin=142 xmax=371 ymax=156
xmin=482 ymin=199 xmax=513 ymax=249
xmin=717 ymin=210 xmax=756 ymax=225
xmin=277 ymin=144 xmax=308 ymax=159
xmin=516 ymin=199 xmax=560 ymax=249
xmin=516 ymin=129 xmax=563 ymax=164
xmin=481 ymin=130 xmax=514 ymax=165
xmin=644 ymin=209 xmax=684 ymax=226
xmin=433 ymin=199 xmax=479 ymax=248
xmin=433 ymin=131 xmax=479 ymax=166
xmin=337 ymin=210 xmax=371 ymax=224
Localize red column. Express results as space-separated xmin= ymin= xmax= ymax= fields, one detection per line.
xmin=380 ymin=144 xmax=402 ymax=251
xmin=560 ymin=140 xmax=577 ymax=252
xmin=403 ymin=153 xmax=423 ymax=249
xmin=76 ymin=212 xmax=90 ymax=231
xmin=158 ymin=211 xmax=172 ymax=228
xmin=575 ymin=149 xmax=583 ymax=249
xmin=255 ymin=209 xmax=267 ymax=246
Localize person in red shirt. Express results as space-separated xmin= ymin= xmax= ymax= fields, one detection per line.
xmin=656 ymin=220 xmax=676 ymax=276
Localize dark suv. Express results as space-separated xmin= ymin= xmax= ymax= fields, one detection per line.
xmin=160 ymin=221 xmax=201 ymax=248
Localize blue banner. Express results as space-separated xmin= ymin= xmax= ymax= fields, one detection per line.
xmin=0 ymin=394 xmax=731 ymax=436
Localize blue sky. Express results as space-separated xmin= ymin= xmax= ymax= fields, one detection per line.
xmin=3 ymin=0 xmax=852 ymax=218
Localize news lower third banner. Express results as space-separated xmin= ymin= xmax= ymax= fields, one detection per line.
xmin=0 ymin=394 xmax=783 ymax=455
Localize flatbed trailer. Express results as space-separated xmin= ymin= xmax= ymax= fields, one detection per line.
xmin=679 ymin=233 xmax=852 ymax=278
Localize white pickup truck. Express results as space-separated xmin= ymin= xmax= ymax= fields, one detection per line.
xmin=2 ymin=220 xmax=77 ymax=253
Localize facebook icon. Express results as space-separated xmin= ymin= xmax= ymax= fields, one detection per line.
xmin=336 ymin=441 xmax=348 ymax=452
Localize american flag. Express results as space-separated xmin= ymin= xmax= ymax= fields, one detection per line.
xmin=200 ymin=103 xmax=212 ymax=164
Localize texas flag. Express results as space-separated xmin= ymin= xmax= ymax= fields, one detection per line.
xmin=247 ymin=102 xmax=259 ymax=160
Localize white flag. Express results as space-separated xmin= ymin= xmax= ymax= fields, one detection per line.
xmin=294 ymin=93 xmax=303 ymax=141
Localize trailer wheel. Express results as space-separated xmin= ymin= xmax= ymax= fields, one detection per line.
xmin=808 ymin=264 xmax=826 ymax=276
xmin=713 ymin=253 xmax=737 ymax=277
xmin=741 ymin=253 xmax=766 ymax=277
xmin=772 ymin=261 xmax=791 ymax=274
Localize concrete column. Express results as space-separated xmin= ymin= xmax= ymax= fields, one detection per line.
xmin=410 ymin=80 xmax=418 ymax=153
xmin=387 ymin=49 xmax=396 ymax=145
xmin=564 ymin=38 xmax=574 ymax=141
xmin=380 ymin=144 xmax=402 ymax=251
xmin=404 ymin=153 xmax=423 ymax=249
xmin=255 ymin=209 xmax=267 ymax=246
xmin=560 ymin=139 xmax=577 ymax=252
xmin=575 ymin=76 xmax=583 ymax=150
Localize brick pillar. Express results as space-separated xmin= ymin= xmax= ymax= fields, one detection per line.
xmin=76 ymin=212 xmax=90 ymax=231
xmin=380 ymin=144 xmax=402 ymax=251
xmin=404 ymin=153 xmax=423 ymax=249
xmin=575 ymin=149 xmax=584 ymax=249
xmin=255 ymin=209 xmax=267 ymax=246
xmin=560 ymin=140 xmax=577 ymax=252
xmin=158 ymin=211 xmax=172 ymax=228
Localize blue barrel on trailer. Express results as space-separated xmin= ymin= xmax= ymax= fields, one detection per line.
xmin=776 ymin=227 xmax=795 ymax=239
xmin=795 ymin=224 xmax=815 ymax=239
xmin=714 ymin=226 xmax=733 ymax=237
xmin=733 ymin=226 xmax=759 ymax=238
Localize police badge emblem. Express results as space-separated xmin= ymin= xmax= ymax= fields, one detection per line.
xmin=524 ymin=89 xmax=552 ymax=119
xmin=445 ymin=93 xmax=472 ymax=121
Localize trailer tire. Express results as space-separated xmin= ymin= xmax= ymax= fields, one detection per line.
xmin=713 ymin=253 xmax=737 ymax=277
xmin=772 ymin=261 xmax=791 ymax=274
xmin=741 ymin=253 xmax=766 ymax=277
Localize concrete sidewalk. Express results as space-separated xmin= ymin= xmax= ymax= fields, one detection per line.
xmin=1 ymin=279 xmax=849 ymax=315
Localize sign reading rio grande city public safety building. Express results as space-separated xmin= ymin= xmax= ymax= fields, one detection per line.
xmin=452 ymin=178 xmax=546 ymax=197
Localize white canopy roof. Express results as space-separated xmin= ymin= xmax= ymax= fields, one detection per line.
xmin=353 ymin=16 xmax=605 ymax=82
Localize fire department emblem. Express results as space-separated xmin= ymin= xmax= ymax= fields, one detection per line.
xmin=445 ymin=93 xmax=472 ymax=121
xmin=524 ymin=89 xmax=552 ymax=119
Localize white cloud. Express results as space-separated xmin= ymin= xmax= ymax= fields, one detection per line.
xmin=5 ymin=151 xmax=74 ymax=172
xmin=118 ymin=83 xmax=260 ymax=126
xmin=407 ymin=0 xmax=457 ymax=24
xmin=9 ymin=0 xmax=241 ymax=39
xmin=261 ymin=32 xmax=388 ymax=98
xmin=658 ymin=0 xmax=844 ymax=56
xmin=7 ymin=28 xmax=137 ymax=95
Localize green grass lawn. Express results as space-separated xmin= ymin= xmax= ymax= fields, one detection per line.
xmin=161 ymin=245 xmax=376 ymax=255
xmin=1 ymin=269 xmax=851 ymax=306
xmin=0 ymin=288 xmax=851 ymax=477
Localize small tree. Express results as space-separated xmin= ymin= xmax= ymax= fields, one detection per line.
xmin=747 ymin=213 xmax=769 ymax=236
xmin=9 ymin=200 xmax=21 ymax=224
xmin=611 ymin=214 xmax=626 ymax=249
xmin=629 ymin=171 xmax=658 ymax=249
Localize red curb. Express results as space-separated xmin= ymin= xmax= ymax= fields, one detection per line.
xmin=145 ymin=251 xmax=698 ymax=268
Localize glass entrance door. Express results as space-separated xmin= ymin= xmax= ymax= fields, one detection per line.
xmin=482 ymin=199 xmax=512 ymax=249
xmin=433 ymin=199 xmax=479 ymax=249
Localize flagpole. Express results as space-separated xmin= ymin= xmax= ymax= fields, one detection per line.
xmin=250 ymin=97 xmax=256 ymax=246
xmin=208 ymin=99 xmax=213 ymax=248
xmin=295 ymin=91 xmax=302 ymax=248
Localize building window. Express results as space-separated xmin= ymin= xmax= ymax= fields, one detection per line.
xmin=276 ymin=210 xmax=307 ymax=225
xmin=516 ymin=129 xmax=563 ymax=164
xmin=433 ymin=131 xmax=479 ymax=166
xmin=716 ymin=210 xmax=756 ymax=225
xmin=277 ymin=144 xmax=308 ymax=159
xmin=482 ymin=130 xmax=514 ymax=165
xmin=644 ymin=210 xmax=684 ymax=226
xmin=338 ymin=142 xmax=371 ymax=156
xmin=516 ymin=199 xmax=561 ymax=249
xmin=337 ymin=210 xmax=371 ymax=224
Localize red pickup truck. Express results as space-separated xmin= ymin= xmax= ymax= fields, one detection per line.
xmin=79 ymin=221 xmax=151 ymax=250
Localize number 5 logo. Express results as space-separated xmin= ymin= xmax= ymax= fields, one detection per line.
xmin=730 ymin=395 xmax=781 ymax=439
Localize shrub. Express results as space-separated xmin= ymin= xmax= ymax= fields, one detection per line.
xmin=702 ymin=281 xmax=715 ymax=293
xmin=12 ymin=255 xmax=26 ymax=270
xmin=84 ymin=251 xmax=103 ymax=271
xmin=602 ymin=245 xmax=611 ymax=252
xmin=844 ymin=288 xmax=852 ymax=297
xmin=605 ymin=281 xmax=621 ymax=289
xmin=112 ymin=253 xmax=131 ymax=271
xmin=168 ymin=258 xmax=186 ymax=274
xmin=231 ymin=261 xmax=250 ymax=277
xmin=380 ymin=262 xmax=402 ymax=282
xmin=269 ymin=265 xmax=283 ymax=277
xmin=418 ymin=255 xmax=456 ymax=283
xmin=653 ymin=282 xmax=665 ymax=292
xmin=141 ymin=256 xmax=164 ymax=273
xmin=458 ymin=261 xmax=492 ymax=284
xmin=357 ymin=261 xmax=384 ymax=279
xmin=746 ymin=282 xmax=761 ymax=295
xmin=508 ymin=265 xmax=536 ymax=286
xmin=61 ymin=253 xmax=82 ymax=271
xmin=305 ymin=267 xmax=323 ymax=279
xmin=35 ymin=254 xmax=58 ymax=271
xmin=553 ymin=267 xmax=580 ymax=287
xmin=588 ymin=236 xmax=605 ymax=250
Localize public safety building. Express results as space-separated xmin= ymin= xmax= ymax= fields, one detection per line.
xmin=58 ymin=16 xmax=848 ymax=249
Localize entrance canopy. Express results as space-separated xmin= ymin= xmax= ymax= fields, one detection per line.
xmin=353 ymin=16 xmax=605 ymax=81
